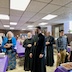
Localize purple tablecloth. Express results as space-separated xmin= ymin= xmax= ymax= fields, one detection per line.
xmin=67 ymin=48 xmax=71 ymax=53
xmin=16 ymin=41 xmax=25 ymax=57
xmin=0 ymin=56 xmax=8 ymax=72
xmin=55 ymin=66 xmax=72 ymax=72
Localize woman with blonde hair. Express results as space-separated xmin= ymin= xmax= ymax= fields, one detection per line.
xmin=2 ymin=31 xmax=16 ymax=71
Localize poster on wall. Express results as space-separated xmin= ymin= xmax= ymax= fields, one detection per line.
xmin=55 ymin=27 xmax=59 ymax=40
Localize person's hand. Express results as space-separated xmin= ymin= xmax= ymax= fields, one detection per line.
xmin=29 ymin=53 xmax=33 ymax=58
xmin=34 ymin=42 xmax=36 ymax=46
xmin=66 ymin=52 xmax=70 ymax=61
xmin=46 ymin=42 xmax=50 ymax=45
xmin=4 ymin=44 xmax=11 ymax=48
xmin=27 ymin=44 xmax=32 ymax=47
xmin=68 ymin=54 xmax=70 ymax=61
xmin=39 ymin=54 xmax=44 ymax=58
xmin=58 ymin=53 xmax=61 ymax=58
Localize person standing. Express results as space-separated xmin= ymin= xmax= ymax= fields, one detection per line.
xmin=56 ymin=30 xmax=68 ymax=67
xmin=0 ymin=36 xmax=2 ymax=52
xmin=2 ymin=31 xmax=16 ymax=70
xmin=30 ymin=26 xmax=46 ymax=72
xmin=23 ymin=32 xmax=34 ymax=71
xmin=46 ymin=32 xmax=55 ymax=66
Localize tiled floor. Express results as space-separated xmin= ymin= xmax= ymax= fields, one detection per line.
xmin=7 ymin=49 xmax=57 ymax=72
xmin=7 ymin=55 xmax=57 ymax=72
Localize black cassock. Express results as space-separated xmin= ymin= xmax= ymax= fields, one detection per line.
xmin=31 ymin=33 xmax=46 ymax=72
xmin=23 ymin=38 xmax=34 ymax=71
xmin=46 ymin=36 xmax=55 ymax=66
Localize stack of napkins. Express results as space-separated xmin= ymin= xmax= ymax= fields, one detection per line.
xmin=0 ymin=53 xmax=5 ymax=58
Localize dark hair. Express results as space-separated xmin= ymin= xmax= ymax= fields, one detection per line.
xmin=36 ymin=26 xmax=41 ymax=30
xmin=59 ymin=30 xmax=64 ymax=33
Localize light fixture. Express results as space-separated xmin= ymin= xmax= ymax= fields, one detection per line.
xmin=28 ymin=28 xmax=33 ymax=30
xmin=42 ymin=14 xmax=58 ymax=20
xmin=69 ymin=21 xmax=72 ymax=30
xmin=0 ymin=14 xmax=9 ymax=20
xmin=22 ymin=29 xmax=26 ymax=30
xmin=10 ymin=22 xmax=17 ymax=25
xmin=39 ymin=23 xmax=48 ymax=26
xmin=4 ymin=25 xmax=10 ymax=27
xmin=10 ymin=0 xmax=31 ymax=11
xmin=27 ymin=25 xmax=33 ymax=28
xmin=10 ymin=27 xmax=14 ymax=29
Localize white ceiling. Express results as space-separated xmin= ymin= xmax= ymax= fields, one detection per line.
xmin=0 ymin=0 xmax=72 ymax=30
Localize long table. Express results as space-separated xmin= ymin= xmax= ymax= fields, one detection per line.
xmin=16 ymin=41 xmax=25 ymax=57
xmin=0 ymin=56 xmax=8 ymax=72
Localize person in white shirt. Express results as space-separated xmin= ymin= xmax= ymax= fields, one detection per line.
xmin=0 ymin=36 xmax=2 ymax=52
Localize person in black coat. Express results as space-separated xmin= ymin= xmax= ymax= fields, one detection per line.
xmin=23 ymin=32 xmax=34 ymax=71
xmin=30 ymin=26 xmax=46 ymax=72
xmin=46 ymin=32 xmax=55 ymax=66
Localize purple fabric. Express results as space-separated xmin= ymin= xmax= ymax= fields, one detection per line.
xmin=16 ymin=41 xmax=25 ymax=54
xmin=18 ymin=53 xmax=25 ymax=57
xmin=15 ymin=41 xmax=25 ymax=57
xmin=55 ymin=66 xmax=72 ymax=72
xmin=0 ymin=56 xmax=8 ymax=72
xmin=67 ymin=48 xmax=71 ymax=53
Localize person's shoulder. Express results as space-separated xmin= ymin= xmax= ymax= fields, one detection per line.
xmin=4 ymin=37 xmax=7 ymax=39
xmin=12 ymin=37 xmax=16 ymax=40
xmin=41 ymin=34 xmax=45 ymax=38
xmin=57 ymin=37 xmax=60 ymax=40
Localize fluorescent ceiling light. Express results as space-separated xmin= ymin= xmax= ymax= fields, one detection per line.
xmin=27 ymin=25 xmax=33 ymax=28
xmin=22 ymin=29 xmax=26 ymax=30
xmin=39 ymin=23 xmax=48 ymax=26
xmin=0 ymin=14 xmax=9 ymax=20
xmin=10 ymin=27 xmax=14 ymax=29
xmin=28 ymin=28 xmax=33 ymax=30
xmin=10 ymin=22 xmax=17 ymax=25
xmin=10 ymin=0 xmax=31 ymax=11
xmin=4 ymin=25 xmax=10 ymax=27
xmin=69 ymin=21 xmax=72 ymax=30
xmin=42 ymin=14 xmax=57 ymax=20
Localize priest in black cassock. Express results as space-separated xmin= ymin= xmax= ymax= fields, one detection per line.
xmin=30 ymin=26 xmax=46 ymax=72
xmin=46 ymin=32 xmax=55 ymax=66
xmin=23 ymin=32 xmax=34 ymax=71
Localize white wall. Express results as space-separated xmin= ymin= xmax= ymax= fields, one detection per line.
xmin=64 ymin=22 xmax=69 ymax=34
xmin=47 ymin=25 xmax=52 ymax=35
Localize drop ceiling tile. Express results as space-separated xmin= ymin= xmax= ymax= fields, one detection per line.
xmin=39 ymin=4 xmax=60 ymax=14
xmin=0 ymin=0 xmax=9 ymax=8
xmin=26 ymin=1 xmax=47 ymax=12
xmin=0 ymin=21 xmax=2 ymax=25
xmin=65 ymin=2 xmax=72 ymax=8
xmin=0 ymin=8 xmax=9 ymax=15
xmin=1 ymin=20 xmax=9 ymax=24
xmin=18 ymin=17 xmax=30 ymax=24
xmin=35 ymin=0 xmax=52 ymax=3
xmin=51 ymin=0 xmax=72 ymax=6
xmin=22 ymin=11 xmax=36 ymax=18
xmin=10 ymin=10 xmax=23 ymax=17
xmin=0 ymin=22 xmax=4 ymax=29
xmin=52 ymin=7 xmax=72 ymax=15
xmin=10 ymin=16 xmax=20 ymax=22
xmin=29 ymin=13 xmax=47 ymax=22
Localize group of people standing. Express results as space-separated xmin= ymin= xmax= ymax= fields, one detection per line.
xmin=23 ymin=26 xmax=72 ymax=72
xmin=23 ymin=26 xmax=55 ymax=72
xmin=0 ymin=26 xmax=72 ymax=72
